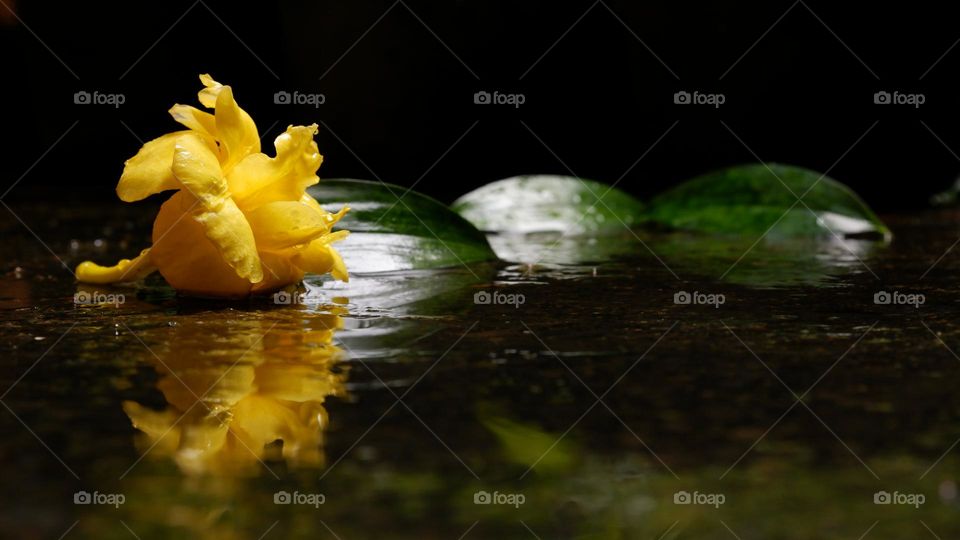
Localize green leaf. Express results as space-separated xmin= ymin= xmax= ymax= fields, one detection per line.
xmin=643 ymin=164 xmax=891 ymax=239
xmin=307 ymin=179 xmax=497 ymax=273
xmin=451 ymin=175 xmax=645 ymax=234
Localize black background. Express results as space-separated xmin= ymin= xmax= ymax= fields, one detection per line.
xmin=3 ymin=0 xmax=960 ymax=211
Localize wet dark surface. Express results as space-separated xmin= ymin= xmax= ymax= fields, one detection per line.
xmin=2 ymin=203 xmax=960 ymax=539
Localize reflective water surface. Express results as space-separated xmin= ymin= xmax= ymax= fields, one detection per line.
xmin=2 ymin=204 xmax=960 ymax=539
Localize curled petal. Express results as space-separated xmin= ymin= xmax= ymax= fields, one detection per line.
xmin=116 ymin=132 xmax=188 ymax=202
xmin=329 ymin=247 xmax=348 ymax=282
xmin=251 ymin=250 xmax=305 ymax=293
xmin=76 ymin=248 xmax=157 ymax=284
xmin=299 ymin=193 xmax=348 ymax=229
xmin=246 ymin=201 xmax=347 ymax=250
xmin=169 ymin=104 xmax=218 ymax=140
xmin=171 ymin=133 xmax=229 ymax=210
xmin=214 ymin=86 xmax=260 ymax=172
xmin=228 ymin=125 xmax=322 ymax=209
xmin=197 ymin=73 xmax=222 ymax=108
xmin=151 ymin=192 xmax=260 ymax=295
xmin=294 ymin=234 xmax=349 ymax=282
xmin=194 ymin=199 xmax=264 ymax=283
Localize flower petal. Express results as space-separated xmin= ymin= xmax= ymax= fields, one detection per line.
xmin=76 ymin=248 xmax=157 ymax=284
xmin=294 ymin=234 xmax=349 ymax=282
xmin=228 ymin=125 xmax=322 ymax=209
xmin=250 ymin=250 xmax=305 ymax=293
xmin=214 ymin=85 xmax=260 ymax=172
xmin=329 ymin=246 xmax=348 ymax=282
xmin=168 ymin=139 xmax=263 ymax=284
xmin=170 ymin=132 xmax=229 ymax=208
xmin=151 ymin=191 xmax=259 ymax=296
xmin=116 ymin=132 xmax=188 ymax=202
xmin=164 ymin=133 xmax=263 ymax=283
xmin=194 ymin=199 xmax=264 ymax=283
xmin=169 ymin=104 xmax=218 ymax=140
xmin=246 ymin=200 xmax=346 ymax=250
xmin=197 ymin=73 xmax=222 ymax=108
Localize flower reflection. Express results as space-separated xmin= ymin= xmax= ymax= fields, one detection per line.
xmin=123 ymin=308 xmax=347 ymax=475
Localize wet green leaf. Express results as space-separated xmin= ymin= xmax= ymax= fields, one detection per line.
xmin=643 ymin=164 xmax=891 ymax=238
xmin=308 ymin=179 xmax=497 ymax=273
xmin=451 ymin=175 xmax=645 ymax=234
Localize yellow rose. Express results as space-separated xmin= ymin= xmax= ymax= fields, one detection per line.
xmin=76 ymin=74 xmax=348 ymax=297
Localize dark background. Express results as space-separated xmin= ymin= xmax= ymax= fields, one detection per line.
xmin=2 ymin=0 xmax=960 ymax=211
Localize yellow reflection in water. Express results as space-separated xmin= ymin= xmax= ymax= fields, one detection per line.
xmin=123 ymin=307 xmax=347 ymax=475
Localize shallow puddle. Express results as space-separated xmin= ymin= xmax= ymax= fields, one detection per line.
xmin=2 ymin=204 xmax=960 ymax=538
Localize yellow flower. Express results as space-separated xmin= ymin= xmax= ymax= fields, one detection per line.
xmin=76 ymin=74 xmax=349 ymax=297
